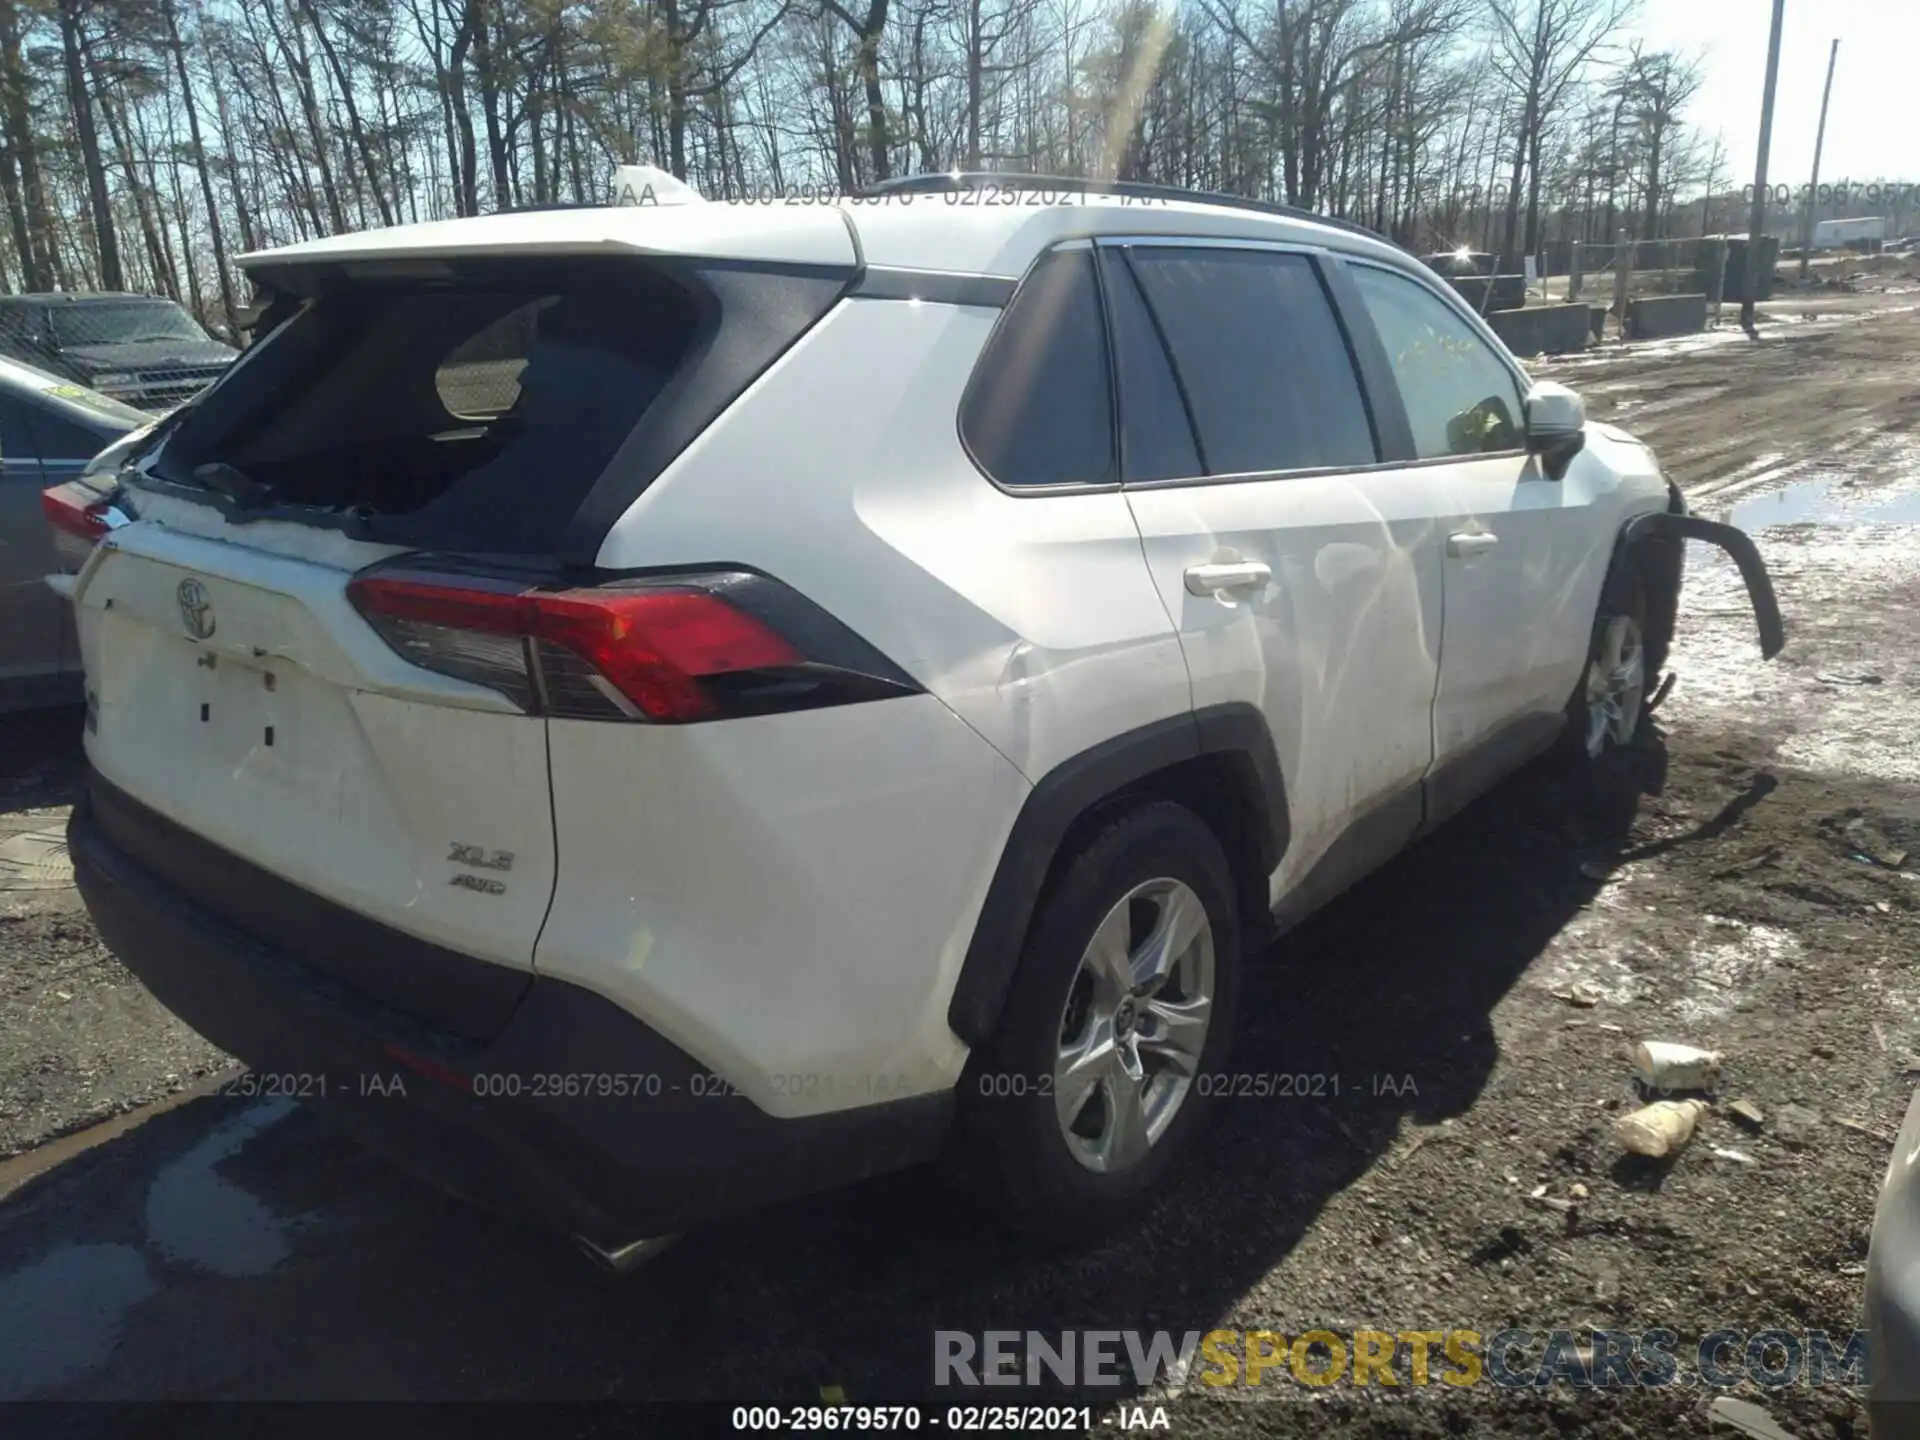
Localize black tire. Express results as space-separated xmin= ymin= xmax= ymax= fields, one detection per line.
xmin=951 ymin=800 xmax=1242 ymax=1242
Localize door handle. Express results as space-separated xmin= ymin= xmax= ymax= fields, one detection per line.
xmin=1446 ymin=531 xmax=1500 ymax=559
xmin=1184 ymin=561 xmax=1273 ymax=596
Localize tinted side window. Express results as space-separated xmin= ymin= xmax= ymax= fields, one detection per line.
xmin=25 ymin=399 xmax=117 ymax=462
xmin=960 ymin=249 xmax=1114 ymax=487
xmin=1100 ymin=251 xmax=1201 ymax=483
xmin=0 ymin=394 xmax=35 ymax=459
xmin=0 ymin=307 xmax=47 ymax=367
xmin=1349 ymin=264 xmax=1526 ymax=459
xmin=1126 ymin=249 xmax=1376 ymax=475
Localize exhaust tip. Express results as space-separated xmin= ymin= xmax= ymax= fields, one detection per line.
xmin=575 ymin=1232 xmax=682 ymax=1274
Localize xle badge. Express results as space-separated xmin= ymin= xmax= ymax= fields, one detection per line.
xmin=448 ymin=843 xmax=514 ymax=872
xmin=447 ymin=842 xmax=514 ymax=897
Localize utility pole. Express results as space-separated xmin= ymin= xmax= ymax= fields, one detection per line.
xmin=1742 ymin=0 xmax=1787 ymax=339
xmin=1798 ymin=39 xmax=1839 ymax=280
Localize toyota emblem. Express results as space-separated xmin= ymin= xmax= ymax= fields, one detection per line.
xmin=176 ymin=578 xmax=216 ymax=640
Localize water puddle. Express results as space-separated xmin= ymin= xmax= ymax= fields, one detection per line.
xmin=0 ymin=1244 xmax=154 ymax=1399
xmin=1731 ymin=476 xmax=1920 ymax=529
xmin=143 ymin=1098 xmax=298 ymax=1278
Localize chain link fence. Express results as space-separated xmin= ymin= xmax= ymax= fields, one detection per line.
xmin=0 ymin=293 xmax=239 ymax=413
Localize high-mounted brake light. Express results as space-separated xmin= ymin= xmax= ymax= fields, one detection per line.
xmin=41 ymin=487 xmax=112 ymax=543
xmin=346 ymin=564 xmax=918 ymax=724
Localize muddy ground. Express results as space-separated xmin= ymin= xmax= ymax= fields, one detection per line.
xmin=1 ymin=283 xmax=1919 ymax=1435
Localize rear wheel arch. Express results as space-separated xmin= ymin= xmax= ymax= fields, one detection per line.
xmin=947 ymin=703 xmax=1287 ymax=1051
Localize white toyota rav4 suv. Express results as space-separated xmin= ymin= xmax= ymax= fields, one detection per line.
xmin=60 ymin=173 xmax=1783 ymax=1266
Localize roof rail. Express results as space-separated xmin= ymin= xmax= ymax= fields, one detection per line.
xmin=856 ymin=172 xmax=1390 ymax=245
xmin=490 ymin=199 xmax=612 ymax=216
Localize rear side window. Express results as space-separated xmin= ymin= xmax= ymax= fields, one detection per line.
xmin=960 ymin=249 xmax=1114 ymax=488
xmin=1348 ymin=264 xmax=1525 ymax=459
xmin=1126 ymin=248 xmax=1376 ymax=476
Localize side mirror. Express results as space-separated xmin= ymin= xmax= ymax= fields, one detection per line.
xmin=1525 ymin=380 xmax=1587 ymax=480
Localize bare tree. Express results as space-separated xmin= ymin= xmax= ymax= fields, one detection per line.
xmin=1487 ymin=0 xmax=1634 ymax=262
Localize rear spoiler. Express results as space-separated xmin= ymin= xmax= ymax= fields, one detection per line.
xmin=1620 ymin=510 xmax=1786 ymax=660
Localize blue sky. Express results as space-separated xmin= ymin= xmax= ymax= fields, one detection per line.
xmin=1632 ymin=1 xmax=1911 ymax=185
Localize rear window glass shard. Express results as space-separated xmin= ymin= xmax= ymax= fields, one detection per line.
xmin=146 ymin=255 xmax=850 ymax=558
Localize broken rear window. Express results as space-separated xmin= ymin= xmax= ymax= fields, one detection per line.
xmin=149 ymin=258 xmax=703 ymax=553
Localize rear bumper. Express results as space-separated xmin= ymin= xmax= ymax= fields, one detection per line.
xmin=69 ymin=773 xmax=951 ymax=1243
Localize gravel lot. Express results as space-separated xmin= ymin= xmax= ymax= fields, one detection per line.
xmin=2 ymin=283 xmax=1919 ymax=1433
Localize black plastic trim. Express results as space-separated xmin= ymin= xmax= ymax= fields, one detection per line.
xmin=1100 ymin=248 xmax=1209 ymax=479
xmin=947 ymin=704 xmax=1288 ymax=1048
xmin=1318 ymin=253 xmax=1417 ymax=464
xmin=1618 ymin=510 xmax=1785 ymax=660
xmin=1270 ymin=784 xmax=1422 ymax=937
xmin=852 ymin=268 xmax=1015 ymax=307
xmin=69 ymin=779 xmax=952 ymax=1241
xmin=559 ymin=260 xmax=857 ymax=567
xmin=857 ymin=172 xmax=1391 ymax=246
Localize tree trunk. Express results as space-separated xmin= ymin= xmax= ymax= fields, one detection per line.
xmin=0 ymin=146 xmax=32 ymax=292
xmin=57 ymin=0 xmax=122 ymax=289
xmin=470 ymin=6 xmax=512 ymax=206
xmin=964 ymin=0 xmax=982 ymax=169
xmin=301 ymin=0 xmax=395 ymax=225
xmin=274 ymin=0 xmax=347 ymax=231
xmin=857 ymin=0 xmax=890 ymax=180
xmin=167 ymin=0 xmax=237 ymax=325
xmin=447 ymin=0 xmax=479 ymax=215
xmin=0 ymin=0 xmax=50 ymax=289
xmin=94 ymin=75 xmax=171 ymax=296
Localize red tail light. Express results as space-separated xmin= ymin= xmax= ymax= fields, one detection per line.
xmin=42 ymin=487 xmax=111 ymax=543
xmin=346 ymin=563 xmax=917 ymax=724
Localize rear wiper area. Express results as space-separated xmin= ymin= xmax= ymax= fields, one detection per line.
xmin=193 ymin=462 xmax=274 ymax=509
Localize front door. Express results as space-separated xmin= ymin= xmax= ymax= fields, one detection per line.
xmin=1342 ymin=260 xmax=1608 ymax=816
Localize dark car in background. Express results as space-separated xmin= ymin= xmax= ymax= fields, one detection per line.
xmin=0 ymin=293 xmax=236 ymax=413
xmin=0 ymin=355 xmax=149 ymax=713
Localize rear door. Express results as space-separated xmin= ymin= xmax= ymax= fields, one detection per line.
xmin=1113 ymin=241 xmax=1446 ymax=904
xmin=70 ymin=243 xmax=855 ymax=1033
xmin=73 ymin=517 xmax=559 ymax=1016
